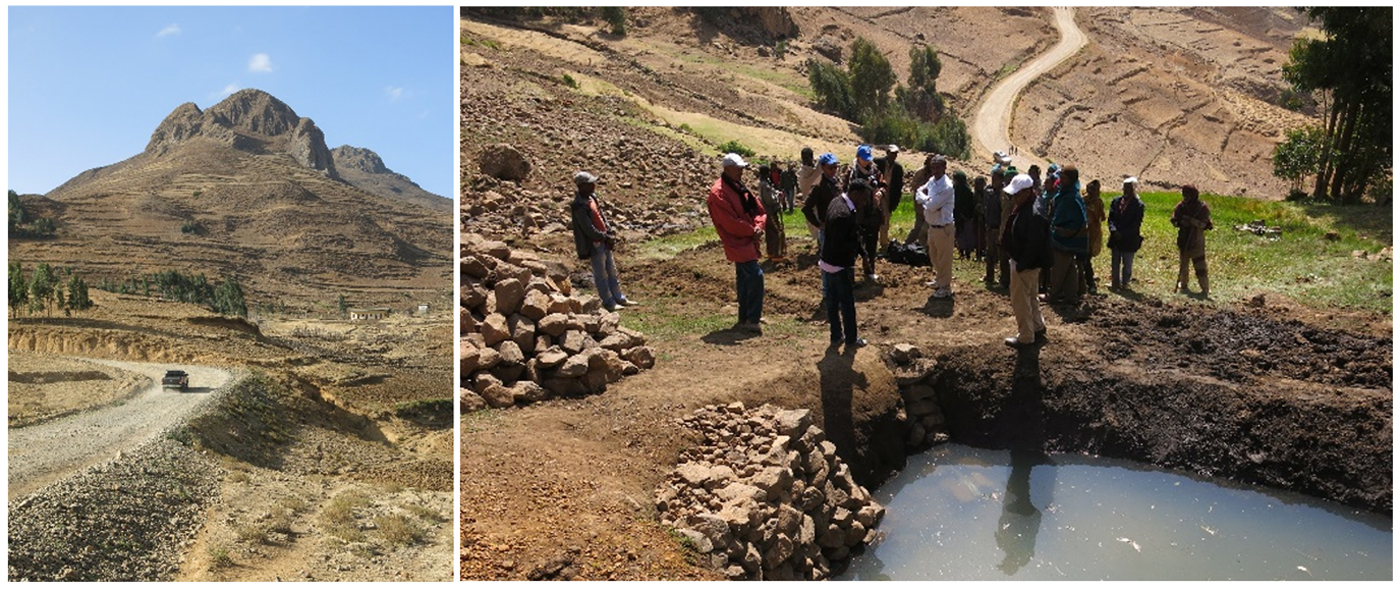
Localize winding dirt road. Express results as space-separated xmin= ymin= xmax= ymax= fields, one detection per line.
xmin=8 ymin=359 xmax=234 ymax=500
xmin=970 ymin=7 xmax=1088 ymax=170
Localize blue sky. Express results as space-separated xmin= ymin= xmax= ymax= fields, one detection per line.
xmin=8 ymin=6 xmax=454 ymax=197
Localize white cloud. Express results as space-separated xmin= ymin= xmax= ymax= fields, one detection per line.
xmin=248 ymin=53 xmax=273 ymax=73
xmin=385 ymin=86 xmax=407 ymax=101
xmin=219 ymin=83 xmax=241 ymax=97
xmin=156 ymin=24 xmax=181 ymax=38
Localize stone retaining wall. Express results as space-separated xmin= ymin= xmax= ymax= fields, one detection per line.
xmin=460 ymin=233 xmax=656 ymax=409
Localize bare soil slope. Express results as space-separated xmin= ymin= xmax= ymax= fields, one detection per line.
xmin=1013 ymin=7 xmax=1312 ymax=197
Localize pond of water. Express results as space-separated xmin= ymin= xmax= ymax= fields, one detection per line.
xmin=840 ymin=444 xmax=1391 ymax=581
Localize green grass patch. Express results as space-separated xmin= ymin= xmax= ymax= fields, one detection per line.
xmin=890 ymin=191 xmax=1391 ymax=312
xmin=618 ymin=296 xmax=737 ymax=340
xmin=635 ymin=226 xmax=718 ymax=260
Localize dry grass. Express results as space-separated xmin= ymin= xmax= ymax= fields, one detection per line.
xmin=375 ymin=514 xmax=426 ymax=546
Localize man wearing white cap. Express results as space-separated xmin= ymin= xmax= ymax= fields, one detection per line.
xmin=708 ymin=153 xmax=767 ymax=334
xmin=1001 ymin=173 xmax=1050 ymax=347
xmin=570 ymin=171 xmax=633 ymax=311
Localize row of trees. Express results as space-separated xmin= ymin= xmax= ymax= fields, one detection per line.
xmin=1272 ymin=7 xmax=1392 ymax=204
xmin=808 ymin=40 xmax=970 ymax=158
xmin=8 ymin=262 xmax=93 ymax=317
xmin=95 ymin=269 xmax=248 ymax=317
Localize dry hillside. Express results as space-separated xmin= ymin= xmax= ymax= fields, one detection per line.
xmin=12 ymin=89 xmax=452 ymax=312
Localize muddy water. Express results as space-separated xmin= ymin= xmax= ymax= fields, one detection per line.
xmin=840 ymin=445 xmax=1391 ymax=581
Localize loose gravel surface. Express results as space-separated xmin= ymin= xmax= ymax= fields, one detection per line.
xmin=8 ymin=359 xmax=233 ymax=500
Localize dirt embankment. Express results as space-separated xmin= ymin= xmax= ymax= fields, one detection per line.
xmin=7 ymin=350 xmax=150 ymax=427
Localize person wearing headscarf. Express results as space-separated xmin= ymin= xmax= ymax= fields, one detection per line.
xmin=797 ymin=147 xmax=823 ymax=241
xmin=1107 ymin=177 xmax=1146 ymax=289
xmin=1171 ymin=184 xmax=1213 ymax=296
xmin=905 ymin=154 xmax=937 ymax=245
xmin=953 ymin=171 xmax=979 ymax=259
xmin=1081 ymin=179 xmax=1106 ymax=295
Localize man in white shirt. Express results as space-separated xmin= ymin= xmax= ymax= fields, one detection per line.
xmin=915 ymin=156 xmax=956 ymax=298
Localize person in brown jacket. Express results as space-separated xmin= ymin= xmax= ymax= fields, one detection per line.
xmin=1080 ymin=179 xmax=1106 ymax=294
xmin=1171 ymin=184 xmax=1213 ymax=296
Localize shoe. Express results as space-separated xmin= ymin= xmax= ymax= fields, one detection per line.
xmin=1004 ymin=337 xmax=1034 ymax=348
xmin=757 ymin=317 xmax=770 ymax=325
xmin=619 ymin=299 xmax=640 ymax=307
xmin=932 ymin=288 xmax=951 ymax=299
xmin=925 ymin=280 xmax=938 ymax=287
xmin=846 ymin=338 xmax=868 ymax=348
xmin=743 ymin=322 xmax=763 ymax=334
xmin=604 ymin=304 xmax=618 ymax=312
xmin=1034 ymin=329 xmax=1048 ymax=344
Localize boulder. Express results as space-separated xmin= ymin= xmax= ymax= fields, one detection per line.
xmin=480 ymin=383 xmax=515 ymax=408
xmin=623 ymin=346 xmax=656 ymax=369
xmin=496 ymin=340 xmax=525 ymax=366
xmin=461 ymin=389 xmax=487 ymax=413
xmin=556 ymin=354 xmax=590 ymax=378
xmin=478 ymin=143 xmax=532 ymax=181
xmin=481 ymin=313 xmax=511 ymax=346
xmin=508 ymin=314 xmax=536 ymax=353
xmin=542 ymin=377 xmax=588 ymax=397
xmin=537 ymin=313 xmax=571 ymax=337
xmin=510 ymin=381 xmax=549 ymax=404
xmin=494 ymin=278 xmax=526 ymax=316
xmin=535 ymin=347 xmax=569 ymax=369
xmin=520 ymin=290 xmax=551 ymax=321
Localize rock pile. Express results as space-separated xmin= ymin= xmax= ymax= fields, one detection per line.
xmin=460 ymin=233 xmax=657 ymax=410
xmin=889 ymin=343 xmax=951 ymax=450
xmin=655 ymin=403 xmax=884 ymax=580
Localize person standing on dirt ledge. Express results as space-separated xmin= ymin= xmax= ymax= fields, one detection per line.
xmin=757 ymin=164 xmax=787 ymax=263
xmin=797 ymin=147 xmax=823 ymax=243
xmin=874 ymin=144 xmax=905 ymax=247
xmin=820 ymin=177 xmax=870 ymax=349
xmin=1171 ymin=184 xmax=1213 ymax=297
xmin=915 ymin=155 xmax=956 ymax=298
xmin=708 ymin=153 xmax=767 ymax=334
xmin=570 ymin=171 xmax=634 ymax=312
xmin=1001 ymin=173 xmax=1050 ymax=348
xmin=1108 ymin=177 xmax=1146 ymax=290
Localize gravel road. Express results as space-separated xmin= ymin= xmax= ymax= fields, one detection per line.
xmin=8 ymin=359 xmax=233 ymax=500
xmin=970 ymin=6 xmax=1088 ymax=168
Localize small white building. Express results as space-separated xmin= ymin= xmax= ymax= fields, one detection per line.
xmin=416 ymin=304 xmax=430 ymax=314
xmin=349 ymin=307 xmax=390 ymax=321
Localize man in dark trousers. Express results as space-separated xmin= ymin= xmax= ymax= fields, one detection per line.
xmin=1001 ymin=172 xmax=1050 ymax=348
xmin=707 ymin=153 xmax=767 ymax=333
xmin=820 ymin=177 xmax=871 ymax=349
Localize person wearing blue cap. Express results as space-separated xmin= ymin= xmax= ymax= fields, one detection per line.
xmin=800 ymin=152 xmax=842 ymax=243
xmin=847 ymin=145 xmax=886 ymax=282
xmin=570 ymin=171 xmax=633 ymax=311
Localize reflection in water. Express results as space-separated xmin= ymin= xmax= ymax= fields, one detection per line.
xmin=995 ymin=450 xmax=1049 ymax=574
xmin=839 ymin=445 xmax=1392 ymax=581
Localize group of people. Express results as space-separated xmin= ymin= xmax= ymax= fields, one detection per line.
xmin=568 ymin=144 xmax=1213 ymax=350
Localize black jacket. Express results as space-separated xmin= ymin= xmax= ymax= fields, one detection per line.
xmin=820 ymin=196 xmax=860 ymax=269
xmin=1004 ymin=201 xmax=1052 ymax=271
xmin=802 ymin=174 xmax=841 ymax=229
xmin=873 ymin=156 xmax=905 ymax=202
xmin=570 ymin=192 xmax=611 ymax=259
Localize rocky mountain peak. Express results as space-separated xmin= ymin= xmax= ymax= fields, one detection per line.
xmin=330 ymin=145 xmax=388 ymax=175
xmin=145 ymin=88 xmax=337 ymax=179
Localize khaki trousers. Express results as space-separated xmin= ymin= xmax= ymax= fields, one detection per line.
xmin=926 ymin=223 xmax=955 ymax=290
xmin=1009 ymin=261 xmax=1045 ymax=343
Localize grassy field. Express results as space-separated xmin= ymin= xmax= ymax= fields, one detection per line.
xmin=644 ymin=191 xmax=1393 ymax=313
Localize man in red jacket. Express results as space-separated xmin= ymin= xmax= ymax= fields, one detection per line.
xmin=708 ymin=153 xmax=767 ymax=334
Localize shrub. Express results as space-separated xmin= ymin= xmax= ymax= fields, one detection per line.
xmin=561 ymin=73 xmax=579 ymax=88
xmin=375 ymin=514 xmax=425 ymax=546
xmin=600 ymin=6 xmax=627 ymax=36
xmin=716 ymin=140 xmax=755 ymax=158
